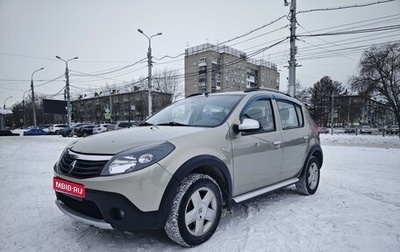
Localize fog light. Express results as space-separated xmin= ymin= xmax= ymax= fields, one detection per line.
xmin=110 ymin=208 xmax=125 ymax=220
xmin=119 ymin=210 xmax=125 ymax=218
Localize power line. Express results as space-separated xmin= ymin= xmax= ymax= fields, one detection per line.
xmin=34 ymin=74 xmax=65 ymax=87
xmin=219 ymin=15 xmax=288 ymax=46
xmin=297 ymin=24 xmax=400 ymax=38
xmin=71 ymin=58 xmax=147 ymax=77
xmin=297 ymin=0 xmax=396 ymax=14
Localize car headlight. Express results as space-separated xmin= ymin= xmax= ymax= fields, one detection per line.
xmin=101 ymin=142 xmax=175 ymax=176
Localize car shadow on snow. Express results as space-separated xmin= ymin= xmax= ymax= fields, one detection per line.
xmin=223 ymin=186 xmax=301 ymax=220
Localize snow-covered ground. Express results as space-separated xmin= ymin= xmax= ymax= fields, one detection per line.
xmin=0 ymin=133 xmax=399 ymax=252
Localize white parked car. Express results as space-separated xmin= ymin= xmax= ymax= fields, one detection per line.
xmin=360 ymin=125 xmax=372 ymax=134
xmin=93 ymin=123 xmax=114 ymax=134
xmin=48 ymin=124 xmax=69 ymax=135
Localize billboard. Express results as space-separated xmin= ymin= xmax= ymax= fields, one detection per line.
xmin=43 ymin=99 xmax=67 ymax=114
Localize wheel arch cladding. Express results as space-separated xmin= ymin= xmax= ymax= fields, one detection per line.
xmin=299 ymin=144 xmax=323 ymax=179
xmin=158 ymin=155 xmax=233 ymax=223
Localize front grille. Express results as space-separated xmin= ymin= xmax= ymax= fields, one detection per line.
xmin=57 ymin=192 xmax=103 ymax=220
xmin=58 ymin=150 xmax=110 ymax=178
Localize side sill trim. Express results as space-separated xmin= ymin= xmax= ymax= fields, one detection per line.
xmin=55 ymin=200 xmax=113 ymax=230
xmin=232 ymin=178 xmax=299 ymax=203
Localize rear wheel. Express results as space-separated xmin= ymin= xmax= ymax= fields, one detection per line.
xmin=164 ymin=173 xmax=222 ymax=247
xmin=296 ymin=156 xmax=320 ymax=195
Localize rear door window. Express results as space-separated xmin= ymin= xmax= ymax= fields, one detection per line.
xmin=277 ymin=100 xmax=304 ymax=130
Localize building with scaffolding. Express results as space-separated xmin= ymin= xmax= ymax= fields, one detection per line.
xmin=184 ymin=43 xmax=280 ymax=96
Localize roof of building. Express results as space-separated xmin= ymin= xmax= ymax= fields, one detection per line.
xmin=185 ymin=43 xmax=277 ymax=69
xmin=0 ymin=109 xmax=13 ymax=115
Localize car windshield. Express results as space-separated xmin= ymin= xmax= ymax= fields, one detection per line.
xmin=144 ymin=94 xmax=243 ymax=127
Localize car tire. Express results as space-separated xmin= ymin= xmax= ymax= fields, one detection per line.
xmin=296 ymin=156 xmax=320 ymax=195
xmin=164 ymin=173 xmax=222 ymax=247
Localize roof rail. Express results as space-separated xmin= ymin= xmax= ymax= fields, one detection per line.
xmin=244 ymin=87 xmax=290 ymax=96
xmin=187 ymin=92 xmax=209 ymax=98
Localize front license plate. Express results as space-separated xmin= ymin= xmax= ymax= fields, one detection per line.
xmin=53 ymin=177 xmax=85 ymax=198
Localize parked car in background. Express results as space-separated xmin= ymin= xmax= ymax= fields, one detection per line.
xmin=360 ymin=125 xmax=372 ymax=134
xmin=75 ymin=125 xmax=96 ymax=137
xmin=53 ymin=89 xmax=323 ymax=247
xmin=378 ymin=126 xmax=386 ymax=132
xmin=23 ymin=128 xmax=48 ymax=136
xmin=318 ymin=127 xmax=329 ymax=134
xmin=59 ymin=123 xmax=88 ymax=137
xmin=41 ymin=124 xmax=52 ymax=133
xmin=59 ymin=126 xmax=73 ymax=137
xmin=0 ymin=129 xmax=19 ymax=136
xmin=386 ymin=124 xmax=399 ymax=134
xmin=49 ymin=124 xmax=69 ymax=135
xmin=344 ymin=127 xmax=356 ymax=133
xmin=107 ymin=121 xmax=138 ymax=131
xmin=93 ymin=123 xmax=115 ymax=134
xmin=70 ymin=123 xmax=94 ymax=137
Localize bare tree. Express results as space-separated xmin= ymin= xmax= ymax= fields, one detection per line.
xmin=294 ymin=81 xmax=310 ymax=105
xmin=152 ymin=68 xmax=183 ymax=102
xmin=350 ymin=43 xmax=400 ymax=130
xmin=135 ymin=76 xmax=148 ymax=91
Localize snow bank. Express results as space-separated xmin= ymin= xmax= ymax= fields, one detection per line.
xmin=0 ymin=134 xmax=399 ymax=251
xmin=320 ymin=133 xmax=400 ymax=148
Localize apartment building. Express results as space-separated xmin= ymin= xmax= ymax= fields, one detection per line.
xmin=184 ymin=43 xmax=280 ymax=96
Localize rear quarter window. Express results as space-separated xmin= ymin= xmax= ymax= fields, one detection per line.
xmin=277 ymin=100 xmax=304 ymax=129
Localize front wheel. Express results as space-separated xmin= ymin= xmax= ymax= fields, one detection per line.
xmin=164 ymin=173 xmax=222 ymax=247
xmin=296 ymin=156 xmax=320 ymax=195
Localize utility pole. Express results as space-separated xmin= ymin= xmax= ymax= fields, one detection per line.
xmin=138 ymin=29 xmax=162 ymax=117
xmin=331 ymin=93 xmax=335 ymax=135
xmin=109 ymin=89 xmax=113 ymax=121
xmin=22 ymin=89 xmax=30 ymax=128
xmin=285 ymin=0 xmax=297 ymax=97
xmin=56 ymin=56 xmax=78 ymax=126
xmin=30 ymin=67 xmax=44 ymax=128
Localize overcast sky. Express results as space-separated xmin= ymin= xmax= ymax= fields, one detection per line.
xmin=1 ymin=0 xmax=399 ymax=107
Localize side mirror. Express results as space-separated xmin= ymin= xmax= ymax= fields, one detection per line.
xmin=237 ymin=118 xmax=260 ymax=132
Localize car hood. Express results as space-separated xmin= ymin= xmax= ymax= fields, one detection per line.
xmin=69 ymin=126 xmax=209 ymax=155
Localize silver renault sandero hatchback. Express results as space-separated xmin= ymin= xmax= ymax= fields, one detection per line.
xmin=53 ymin=89 xmax=323 ymax=247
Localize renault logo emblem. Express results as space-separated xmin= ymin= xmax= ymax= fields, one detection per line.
xmin=69 ymin=160 xmax=77 ymax=174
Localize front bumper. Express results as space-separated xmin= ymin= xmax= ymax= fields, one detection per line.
xmin=55 ymin=188 xmax=169 ymax=230
xmin=56 ymin=199 xmax=112 ymax=229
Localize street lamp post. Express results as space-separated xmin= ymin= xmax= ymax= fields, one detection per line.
xmin=22 ymin=89 xmax=30 ymax=128
xmin=31 ymin=67 xmax=44 ymax=128
xmin=3 ymin=96 xmax=12 ymax=109
xmin=56 ymin=56 xmax=78 ymax=126
xmin=137 ymin=29 xmax=162 ymax=117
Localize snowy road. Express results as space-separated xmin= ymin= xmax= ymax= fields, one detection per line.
xmin=0 ymin=134 xmax=399 ymax=252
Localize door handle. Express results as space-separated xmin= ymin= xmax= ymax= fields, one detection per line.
xmin=303 ymin=136 xmax=309 ymax=142
xmin=273 ymin=141 xmax=282 ymax=148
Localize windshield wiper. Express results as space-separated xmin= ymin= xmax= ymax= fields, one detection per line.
xmin=139 ymin=122 xmax=154 ymax=126
xmin=157 ymin=122 xmax=188 ymax=126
